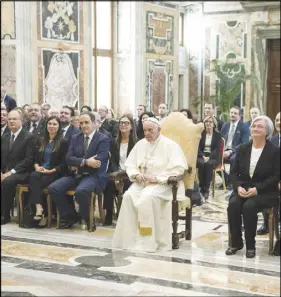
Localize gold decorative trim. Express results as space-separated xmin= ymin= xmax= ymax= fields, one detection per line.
xmin=138 ymin=222 xmax=153 ymax=236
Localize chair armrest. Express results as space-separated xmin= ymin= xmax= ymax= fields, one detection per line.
xmin=109 ymin=170 xmax=128 ymax=180
xmin=167 ymin=166 xmax=192 ymax=186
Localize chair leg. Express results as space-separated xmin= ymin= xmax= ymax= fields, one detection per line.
xmin=185 ymin=206 xmax=192 ymax=240
xmin=47 ymin=195 xmax=52 ymax=228
xmin=212 ymin=170 xmax=216 ymax=198
xmin=228 ymin=216 xmax=232 ymax=247
xmin=221 ymin=169 xmax=227 ymax=192
xmin=268 ymin=208 xmax=274 ymax=255
xmin=18 ymin=188 xmax=24 ymax=224
xmin=16 ymin=187 xmax=20 ymax=224
xmin=56 ymin=208 xmax=60 ymax=229
xmin=98 ymin=193 xmax=105 ymax=223
xmin=172 ymin=185 xmax=179 ymax=249
xmin=88 ymin=192 xmax=96 ymax=232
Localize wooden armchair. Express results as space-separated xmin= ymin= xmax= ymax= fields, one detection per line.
xmin=111 ymin=113 xmax=204 ymax=249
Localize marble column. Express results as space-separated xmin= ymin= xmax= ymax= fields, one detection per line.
xmin=15 ymin=1 xmax=33 ymax=106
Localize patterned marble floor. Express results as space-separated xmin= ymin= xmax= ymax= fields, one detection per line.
xmin=1 ymin=188 xmax=280 ymax=296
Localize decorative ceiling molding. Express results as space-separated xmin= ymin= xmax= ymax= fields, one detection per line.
xmin=240 ymin=1 xmax=280 ymax=12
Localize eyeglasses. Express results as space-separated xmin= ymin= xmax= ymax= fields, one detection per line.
xmin=119 ymin=121 xmax=130 ymax=126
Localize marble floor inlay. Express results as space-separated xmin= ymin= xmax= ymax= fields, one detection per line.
xmin=1 ymin=189 xmax=280 ymax=296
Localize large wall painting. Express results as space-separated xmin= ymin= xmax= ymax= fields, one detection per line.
xmin=1 ymin=1 xmax=16 ymax=39
xmin=41 ymin=49 xmax=79 ymax=109
xmin=40 ymin=1 xmax=79 ymax=43
xmin=145 ymin=59 xmax=173 ymax=114
xmin=1 ymin=45 xmax=16 ymax=99
xmin=146 ymin=11 xmax=174 ymax=56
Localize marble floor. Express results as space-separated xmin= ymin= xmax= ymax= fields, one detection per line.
xmin=1 ymin=188 xmax=280 ymax=296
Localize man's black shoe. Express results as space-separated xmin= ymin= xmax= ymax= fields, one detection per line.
xmin=103 ymin=211 xmax=113 ymax=226
xmin=1 ymin=215 xmax=11 ymax=225
xmin=225 ymin=245 xmax=244 ymax=255
xmin=257 ymin=225 xmax=269 ymax=235
xmin=246 ymin=249 xmax=256 ymax=258
xmin=59 ymin=213 xmax=80 ymax=229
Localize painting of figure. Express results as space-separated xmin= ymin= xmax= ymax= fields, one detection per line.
xmin=42 ymin=49 xmax=79 ymax=109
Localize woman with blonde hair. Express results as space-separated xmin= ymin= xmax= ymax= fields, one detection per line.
xmin=197 ymin=115 xmax=222 ymax=200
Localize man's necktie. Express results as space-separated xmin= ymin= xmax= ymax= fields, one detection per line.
xmin=9 ymin=133 xmax=15 ymax=150
xmin=31 ymin=122 xmax=37 ymax=134
xmin=84 ymin=136 xmax=90 ymax=155
xmin=62 ymin=129 xmax=65 ymax=138
xmin=226 ymin=124 xmax=235 ymax=149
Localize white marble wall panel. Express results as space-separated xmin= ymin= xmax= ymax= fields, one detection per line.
xmin=1 ymin=45 xmax=16 ymax=99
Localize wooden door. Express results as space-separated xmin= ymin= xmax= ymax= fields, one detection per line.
xmin=267 ymin=39 xmax=280 ymax=122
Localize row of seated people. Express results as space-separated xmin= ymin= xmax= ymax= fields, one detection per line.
xmin=1 ymin=105 xmax=280 ymax=256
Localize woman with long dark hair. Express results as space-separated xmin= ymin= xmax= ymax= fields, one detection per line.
xmin=103 ymin=114 xmax=138 ymax=225
xmin=23 ymin=116 xmax=68 ymax=228
xmin=136 ymin=111 xmax=155 ymax=139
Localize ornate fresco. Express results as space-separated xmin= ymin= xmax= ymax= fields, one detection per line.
xmin=40 ymin=1 xmax=79 ymax=43
xmin=146 ymin=11 xmax=174 ymax=56
xmin=41 ymin=49 xmax=79 ymax=109
xmin=1 ymin=45 xmax=16 ymax=99
xmin=1 ymin=1 xmax=16 ymax=39
xmin=145 ymin=59 xmax=173 ymax=114
xmin=217 ymin=21 xmax=247 ymax=59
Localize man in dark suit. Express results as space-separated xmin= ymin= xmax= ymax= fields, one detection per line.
xmin=98 ymin=105 xmax=117 ymax=138
xmin=257 ymin=111 xmax=280 ymax=235
xmin=59 ymin=105 xmax=80 ymax=145
xmin=23 ymin=103 xmax=46 ymax=140
xmin=1 ymin=86 xmax=17 ymax=112
xmin=1 ymin=108 xmax=10 ymax=136
xmin=221 ymin=106 xmax=250 ymax=186
xmin=204 ymin=102 xmax=224 ymax=131
xmin=48 ymin=111 xmax=110 ymax=230
xmin=245 ymin=107 xmax=261 ymax=128
xmin=1 ymin=110 xmax=35 ymax=224
xmin=93 ymin=112 xmax=112 ymax=140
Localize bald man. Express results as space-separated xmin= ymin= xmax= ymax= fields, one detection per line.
xmin=1 ymin=86 xmax=17 ymax=112
xmin=1 ymin=110 xmax=35 ymax=225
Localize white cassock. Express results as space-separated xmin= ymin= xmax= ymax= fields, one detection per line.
xmin=112 ymin=134 xmax=188 ymax=252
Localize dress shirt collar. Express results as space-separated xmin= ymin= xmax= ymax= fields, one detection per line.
xmin=11 ymin=127 xmax=22 ymax=141
xmin=62 ymin=124 xmax=70 ymax=135
xmin=230 ymin=120 xmax=239 ymax=130
xmin=84 ymin=129 xmax=96 ymax=143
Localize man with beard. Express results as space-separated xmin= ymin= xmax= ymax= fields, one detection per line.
xmin=23 ymin=103 xmax=46 ymax=140
xmin=221 ymin=106 xmax=250 ymax=187
xmin=59 ymin=106 xmax=80 ymax=145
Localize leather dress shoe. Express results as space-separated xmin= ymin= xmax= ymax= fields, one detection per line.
xmin=257 ymin=225 xmax=269 ymax=235
xmin=59 ymin=213 xmax=80 ymax=229
xmin=1 ymin=215 xmax=11 ymax=225
xmin=246 ymin=249 xmax=256 ymax=258
xmin=203 ymin=188 xmax=210 ymax=200
xmin=103 ymin=211 xmax=113 ymax=226
xmin=225 ymin=245 xmax=244 ymax=255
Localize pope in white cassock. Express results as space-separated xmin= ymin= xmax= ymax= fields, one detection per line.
xmin=112 ymin=117 xmax=188 ymax=252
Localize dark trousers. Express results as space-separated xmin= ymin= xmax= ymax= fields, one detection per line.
xmin=197 ymin=157 xmax=218 ymax=189
xmin=228 ymin=192 xmax=279 ymax=250
xmin=103 ymin=178 xmax=131 ymax=212
xmin=28 ymin=171 xmax=59 ymax=205
xmin=1 ymin=172 xmax=29 ymax=216
xmin=48 ymin=175 xmax=104 ymax=220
